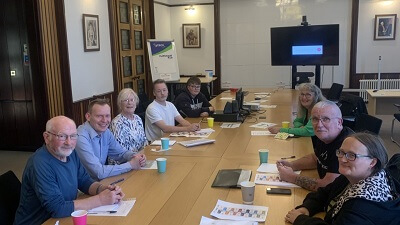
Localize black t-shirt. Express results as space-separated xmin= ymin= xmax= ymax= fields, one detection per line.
xmin=312 ymin=127 xmax=354 ymax=178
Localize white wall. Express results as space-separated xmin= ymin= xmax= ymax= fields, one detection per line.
xmin=154 ymin=4 xmax=215 ymax=76
xmin=220 ymin=0 xmax=352 ymax=89
xmin=154 ymin=4 xmax=171 ymax=39
xmin=357 ymin=0 xmax=400 ymax=73
xmin=64 ymin=0 xmax=114 ymax=102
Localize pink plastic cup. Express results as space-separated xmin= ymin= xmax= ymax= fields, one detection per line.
xmin=71 ymin=210 xmax=87 ymax=225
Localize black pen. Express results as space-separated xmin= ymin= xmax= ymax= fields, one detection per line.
xmin=179 ymin=110 xmax=188 ymax=118
xmin=110 ymin=178 xmax=125 ymax=186
xmin=281 ymin=156 xmax=295 ymax=160
xmin=88 ymin=211 xmax=117 ymax=214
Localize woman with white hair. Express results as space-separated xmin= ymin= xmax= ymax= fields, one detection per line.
xmin=269 ymin=83 xmax=326 ymax=136
xmin=109 ymin=88 xmax=147 ymax=164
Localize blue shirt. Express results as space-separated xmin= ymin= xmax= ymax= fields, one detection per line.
xmin=76 ymin=121 xmax=134 ymax=180
xmin=14 ymin=145 xmax=93 ymax=225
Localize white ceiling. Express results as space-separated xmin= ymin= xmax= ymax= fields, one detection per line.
xmin=160 ymin=0 xmax=214 ymax=5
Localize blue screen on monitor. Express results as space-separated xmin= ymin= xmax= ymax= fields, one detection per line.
xmin=292 ymin=45 xmax=323 ymax=55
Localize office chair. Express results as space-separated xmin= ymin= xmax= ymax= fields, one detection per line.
xmin=326 ymin=83 xmax=344 ymax=102
xmin=391 ymin=104 xmax=400 ymax=147
xmin=353 ymin=113 xmax=383 ymax=135
xmin=135 ymin=93 xmax=152 ymax=126
xmin=0 ymin=170 xmax=21 ymax=225
xmin=339 ymin=94 xmax=368 ymax=130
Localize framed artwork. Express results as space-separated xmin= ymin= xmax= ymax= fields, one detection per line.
xmin=183 ymin=23 xmax=201 ymax=48
xmin=82 ymin=14 xmax=100 ymax=51
xmin=374 ymin=14 xmax=397 ymax=40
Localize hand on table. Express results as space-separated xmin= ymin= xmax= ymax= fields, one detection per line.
xmin=98 ymin=185 xmax=125 ymax=205
xmin=187 ymin=123 xmax=201 ymax=132
xmin=268 ymin=126 xmax=281 ymax=134
xmin=277 ymin=161 xmax=296 ymax=183
xmin=200 ymin=112 xmax=209 ymax=117
xmin=285 ymin=208 xmax=309 ymax=224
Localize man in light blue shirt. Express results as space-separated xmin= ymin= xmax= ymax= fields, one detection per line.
xmin=76 ymin=99 xmax=146 ymax=180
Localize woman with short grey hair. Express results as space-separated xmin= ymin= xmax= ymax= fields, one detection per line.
xmin=109 ymin=88 xmax=147 ymax=164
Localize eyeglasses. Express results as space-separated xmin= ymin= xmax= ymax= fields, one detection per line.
xmin=189 ymin=85 xmax=201 ymax=89
xmin=311 ymin=116 xmax=338 ymax=124
xmin=47 ymin=131 xmax=79 ymax=141
xmin=300 ymin=93 xmax=313 ymax=98
xmin=336 ymin=149 xmax=371 ymax=161
xmin=121 ymin=99 xmax=134 ymax=103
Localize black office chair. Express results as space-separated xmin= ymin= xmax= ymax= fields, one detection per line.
xmin=353 ymin=113 xmax=383 ymax=135
xmin=391 ymin=104 xmax=400 ymax=147
xmin=135 ymin=93 xmax=152 ymax=126
xmin=0 ymin=170 xmax=21 ymax=225
xmin=327 ymin=83 xmax=344 ymax=102
xmin=339 ymin=94 xmax=368 ymax=130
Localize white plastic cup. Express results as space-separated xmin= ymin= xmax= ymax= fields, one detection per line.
xmin=240 ymin=181 xmax=255 ymax=204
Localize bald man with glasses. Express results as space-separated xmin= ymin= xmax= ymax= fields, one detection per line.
xmin=14 ymin=116 xmax=125 ymax=225
xmin=277 ymin=100 xmax=354 ymax=191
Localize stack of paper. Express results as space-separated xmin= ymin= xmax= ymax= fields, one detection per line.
xmin=210 ymin=200 xmax=268 ymax=222
xmin=255 ymin=163 xmax=301 ymax=188
xmin=249 ymin=122 xmax=276 ymax=129
xmin=150 ymin=140 xmax=176 ymax=146
xmin=200 ymin=216 xmax=258 ymax=225
xmin=88 ymin=199 xmax=136 ymax=216
xmin=170 ymin=129 xmax=215 ymax=138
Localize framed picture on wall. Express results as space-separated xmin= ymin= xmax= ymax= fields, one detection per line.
xmin=83 ymin=14 xmax=100 ymax=51
xmin=374 ymin=14 xmax=397 ymax=40
xmin=183 ymin=23 xmax=201 ymax=48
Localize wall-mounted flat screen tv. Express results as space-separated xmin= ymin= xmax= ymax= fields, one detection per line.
xmin=270 ymin=24 xmax=339 ymax=65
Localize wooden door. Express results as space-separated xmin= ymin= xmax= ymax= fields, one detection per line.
xmin=0 ymin=0 xmax=46 ymax=151
xmin=117 ymin=0 xmax=147 ymax=95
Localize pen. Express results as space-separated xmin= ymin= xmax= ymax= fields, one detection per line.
xmin=281 ymin=156 xmax=295 ymax=160
xmin=179 ymin=110 xmax=188 ymax=118
xmin=110 ymin=178 xmax=125 ymax=186
xmin=88 ymin=211 xmax=117 ymax=214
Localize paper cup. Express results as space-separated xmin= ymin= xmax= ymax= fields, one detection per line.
xmin=71 ymin=210 xmax=87 ymax=225
xmin=161 ymin=138 xmax=169 ymax=150
xmin=207 ymin=117 xmax=214 ymax=128
xmin=240 ymin=181 xmax=255 ymax=204
xmin=156 ymin=158 xmax=167 ymax=173
xmin=282 ymin=121 xmax=290 ymax=128
xmin=258 ymin=149 xmax=269 ymax=164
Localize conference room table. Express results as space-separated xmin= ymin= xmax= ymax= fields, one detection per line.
xmin=44 ymin=88 xmax=319 ymax=225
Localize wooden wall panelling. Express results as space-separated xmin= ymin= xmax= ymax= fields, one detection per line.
xmin=38 ymin=0 xmax=64 ymax=117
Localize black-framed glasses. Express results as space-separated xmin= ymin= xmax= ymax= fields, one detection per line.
xmin=189 ymin=85 xmax=201 ymax=89
xmin=336 ymin=149 xmax=371 ymax=161
xmin=311 ymin=116 xmax=338 ymax=124
xmin=47 ymin=131 xmax=78 ymax=141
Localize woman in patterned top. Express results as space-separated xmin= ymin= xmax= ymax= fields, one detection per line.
xmin=109 ymin=88 xmax=147 ymax=164
xmin=285 ymin=133 xmax=400 ymax=225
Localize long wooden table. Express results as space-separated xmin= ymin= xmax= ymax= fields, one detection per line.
xmin=44 ymin=88 xmax=317 ymax=225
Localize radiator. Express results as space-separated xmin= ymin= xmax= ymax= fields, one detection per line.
xmin=359 ymin=79 xmax=400 ymax=102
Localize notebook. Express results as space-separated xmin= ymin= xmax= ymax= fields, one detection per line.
xmin=211 ymin=169 xmax=252 ymax=188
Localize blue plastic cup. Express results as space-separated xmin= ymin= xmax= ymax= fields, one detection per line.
xmin=258 ymin=149 xmax=269 ymax=164
xmin=161 ymin=138 xmax=169 ymax=150
xmin=156 ymin=158 xmax=167 ymax=173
